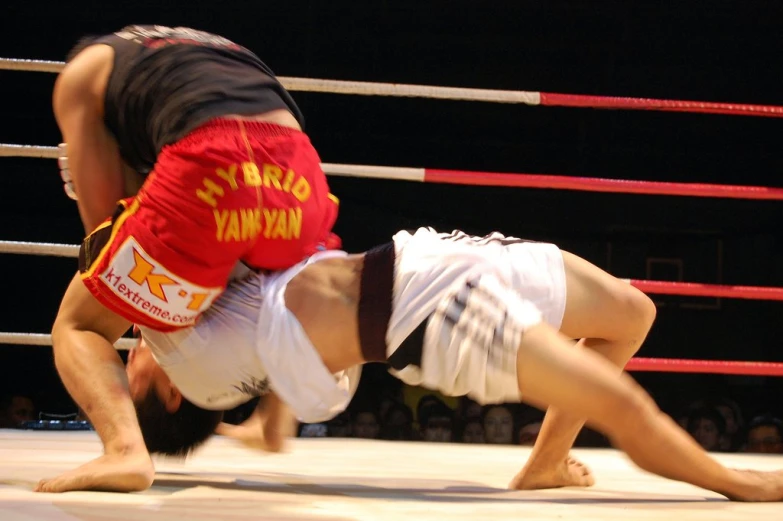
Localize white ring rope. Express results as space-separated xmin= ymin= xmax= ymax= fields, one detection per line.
xmin=0 ymin=333 xmax=136 ymax=350
xmin=0 ymin=240 xmax=78 ymax=257
xmin=0 ymin=143 xmax=428 ymax=182
xmin=0 ymin=58 xmax=542 ymax=105
xmin=0 ymin=144 xmax=58 ymax=158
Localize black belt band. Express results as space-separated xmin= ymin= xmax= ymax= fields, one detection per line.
xmin=357 ymin=242 xmax=395 ymax=362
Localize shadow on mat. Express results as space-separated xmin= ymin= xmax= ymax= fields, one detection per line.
xmin=150 ymin=472 xmax=727 ymax=506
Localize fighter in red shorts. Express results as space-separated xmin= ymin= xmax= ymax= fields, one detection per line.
xmin=56 ymin=24 xmax=340 ymax=330
xmin=43 ymin=25 xmax=339 ymax=491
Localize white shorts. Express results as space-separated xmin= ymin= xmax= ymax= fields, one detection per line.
xmin=387 ymin=228 xmax=566 ymax=404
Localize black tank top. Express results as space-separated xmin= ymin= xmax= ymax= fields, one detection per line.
xmin=94 ymin=25 xmax=305 ymax=174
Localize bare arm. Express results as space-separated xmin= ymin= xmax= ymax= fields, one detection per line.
xmin=53 ymin=44 xmax=125 ymax=234
xmin=37 ymin=274 xmax=153 ymax=492
xmin=216 ymin=392 xmax=296 ymax=452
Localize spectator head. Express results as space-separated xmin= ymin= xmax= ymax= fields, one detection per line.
xmin=381 ymin=402 xmax=415 ymax=440
xmin=352 ymin=408 xmax=380 ymax=439
xmin=0 ymin=394 xmax=35 ymax=428
xmin=420 ymin=402 xmax=453 ymax=442
xmin=482 ymin=404 xmax=514 ymax=444
xmin=457 ymin=396 xmax=483 ymax=422
xmin=687 ymin=406 xmax=726 ymax=452
xmin=745 ymin=415 xmax=783 ymax=454
xmin=460 ymin=419 xmax=485 ymax=443
xmin=714 ymin=398 xmax=744 ymax=451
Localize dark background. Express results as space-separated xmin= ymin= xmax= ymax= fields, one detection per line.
xmin=0 ymin=1 xmax=781 ymax=418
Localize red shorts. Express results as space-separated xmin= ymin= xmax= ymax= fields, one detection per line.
xmin=78 ymin=119 xmax=339 ymax=331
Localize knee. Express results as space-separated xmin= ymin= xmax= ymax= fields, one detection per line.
xmin=614 ymin=284 xmax=657 ymax=344
xmin=629 ymin=287 xmax=657 ymax=335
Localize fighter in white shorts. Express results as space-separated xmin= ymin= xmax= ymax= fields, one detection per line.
xmin=38 ymin=228 xmax=783 ymax=501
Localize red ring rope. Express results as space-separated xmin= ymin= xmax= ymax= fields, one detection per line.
xmin=540 ymin=92 xmax=783 ymax=118
xmin=627 ymin=358 xmax=783 ymax=377
xmin=629 ymin=280 xmax=783 ymax=301
xmin=424 ymin=169 xmax=783 ymax=200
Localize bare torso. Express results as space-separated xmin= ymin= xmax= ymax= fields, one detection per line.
xmin=283 ymin=255 xmax=366 ymax=373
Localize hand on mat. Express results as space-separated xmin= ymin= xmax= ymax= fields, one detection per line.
xmin=34 ymin=452 xmax=154 ymax=493
xmin=215 ymin=413 xmax=287 ymax=453
xmin=216 ymin=394 xmax=295 ymax=453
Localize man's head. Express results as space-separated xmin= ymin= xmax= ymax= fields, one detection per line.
xmin=0 ymin=394 xmax=35 ymax=428
xmin=687 ymin=407 xmax=726 ymax=452
xmin=381 ymin=402 xmax=415 ymax=440
xmin=126 ymin=339 xmax=223 ymax=456
xmin=483 ymin=405 xmax=515 ymax=444
xmin=745 ymin=415 xmax=783 ymax=454
xmin=351 ymin=408 xmax=380 ymax=439
xmin=420 ymin=403 xmax=453 ymax=442
xmin=460 ymin=419 xmax=485 ymax=443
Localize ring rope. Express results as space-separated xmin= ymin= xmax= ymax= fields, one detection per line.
xmin=2 ymin=57 xmax=781 ymax=378
xmin=2 ymin=144 xmax=782 ymax=200
xmin=1 ymin=330 xmax=779 ymax=376
xmin=0 ymin=239 xmax=780 ymax=301
xmin=629 ymin=280 xmax=783 ymax=301
xmin=3 ymin=57 xmax=783 ymax=118
xmin=0 ymin=333 xmax=136 ymax=350
xmin=626 ymin=358 xmax=783 ymax=377
xmin=0 ymin=240 xmax=78 ymax=257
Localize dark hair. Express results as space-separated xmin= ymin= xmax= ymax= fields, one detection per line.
xmin=687 ymin=406 xmax=727 ymax=436
xmin=747 ymin=415 xmax=783 ymax=439
xmin=382 ymin=402 xmax=414 ymax=426
xmin=352 ymin=408 xmax=379 ymax=424
xmin=66 ymin=36 xmax=102 ymax=62
xmin=419 ymin=402 xmax=453 ymax=428
xmin=135 ymin=388 xmax=223 ymax=457
xmin=458 ymin=418 xmax=484 ymax=441
xmin=481 ymin=403 xmax=515 ymax=424
xmin=416 ymin=394 xmax=448 ymax=424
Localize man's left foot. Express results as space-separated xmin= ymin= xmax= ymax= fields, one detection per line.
xmin=509 ymin=456 xmax=595 ymax=490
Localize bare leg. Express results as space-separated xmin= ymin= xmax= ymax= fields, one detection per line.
xmin=514 ymin=322 xmax=783 ymax=501
xmin=513 ymin=251 xmax=656 ymax=490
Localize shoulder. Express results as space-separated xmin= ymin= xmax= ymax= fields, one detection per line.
xmin=54 ymin=44 xmax=115 ymax=114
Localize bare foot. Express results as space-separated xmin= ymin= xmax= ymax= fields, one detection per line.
xmin=722 ymin=469 xmax=783 ymax=502
xmin=510 ymin=456 xmax=595 ymax=490
xmin=35 ymin=452 xmax=154 ymax=493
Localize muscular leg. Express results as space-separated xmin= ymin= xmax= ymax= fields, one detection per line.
xmin=514 ymin=322 xmax=783 ymax=501
xmin=512 ymin=251 xmax=656 ymax=490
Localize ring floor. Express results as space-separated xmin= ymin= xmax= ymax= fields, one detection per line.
xmin=1 ymin=430 xmax=782 ymax=520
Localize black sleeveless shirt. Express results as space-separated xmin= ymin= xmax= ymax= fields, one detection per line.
xmin=93 ymin=25 xmax=305 ymax=174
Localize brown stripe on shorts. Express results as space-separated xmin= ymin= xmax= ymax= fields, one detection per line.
xmin=357 ymin=242 xmax=396 ymax=362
